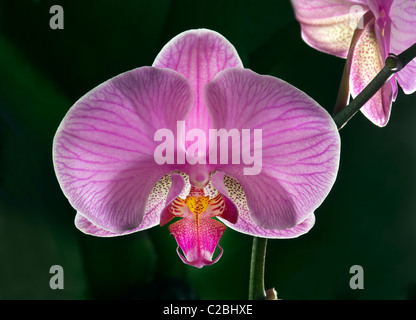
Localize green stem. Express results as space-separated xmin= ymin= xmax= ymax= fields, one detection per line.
xmin=334 ymin=42 xmax=416 ymax=130
xmin=248 ymin=237 xmax=267 ymax=300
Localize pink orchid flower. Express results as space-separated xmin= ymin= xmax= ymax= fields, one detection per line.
xmin=53 ymin=29 xmax=340 ymax=268
xmin=291 ymin=0 xmax=416 ymax=127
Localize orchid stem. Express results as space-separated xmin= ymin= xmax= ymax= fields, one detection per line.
xmin=333 ymin=42 xmax=416 ymax=130
xmin=249 ymin=237 xmax=267 ymax=300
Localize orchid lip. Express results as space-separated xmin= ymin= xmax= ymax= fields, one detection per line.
xmin=161 ymin=184 xmax=238 ymax=268
xmin=176 ymin=245 xmax=223 ymax=269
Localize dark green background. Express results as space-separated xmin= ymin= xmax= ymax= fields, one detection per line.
xmin=1 ymin=0 xmax=415 ymax=300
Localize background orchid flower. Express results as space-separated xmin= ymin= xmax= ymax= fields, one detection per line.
xmin=53 ymin=29 xmax=340 ymax=268
xmin=291 ymin=0 xmax=416 ymax=127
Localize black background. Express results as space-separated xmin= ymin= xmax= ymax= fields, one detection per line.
xmin=1 ymin=0 xmax=416 ymax=299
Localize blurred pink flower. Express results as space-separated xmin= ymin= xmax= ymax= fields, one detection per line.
xmin=292 ymin=0 xmax=416 ymax=126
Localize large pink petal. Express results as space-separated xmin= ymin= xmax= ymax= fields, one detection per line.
xmin=153 ymin=29 xmax=243 ymax=139
xmin=389 ymin=0 xmax=416 ymax=94
xmin=204 ymin=68 xmax=340 ymax=230
xmin=291 ymin=0 xmax=369 ymax=58
xmin=349 ymin=20 xmax=393 ymax=126
xmin=53 ymin=67 xmax=193 ymax=233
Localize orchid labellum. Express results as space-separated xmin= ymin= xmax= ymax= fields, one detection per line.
xmin=53 ymin=29 xmax=340 ymax=268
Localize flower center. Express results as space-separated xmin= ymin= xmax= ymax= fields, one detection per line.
xmin=189 ymin=165 xmax=210 ymax=187
xmin=185 ymin=195 xmax=210 ymax=215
